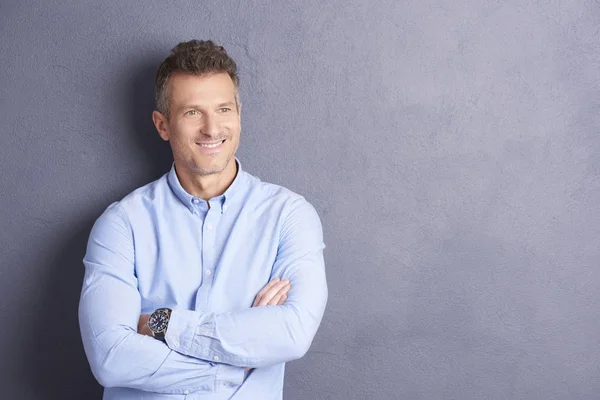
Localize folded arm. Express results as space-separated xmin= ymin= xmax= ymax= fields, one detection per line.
xmin=164 ymin=198 xmax=328 ymax=368
xmin=78 ymin=203 xmax=244 ymax=393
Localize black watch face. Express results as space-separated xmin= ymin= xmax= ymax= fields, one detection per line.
xmin=148 ymin=311 xmax=169 ymax=333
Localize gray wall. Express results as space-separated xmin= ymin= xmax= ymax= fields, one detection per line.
xmin=1 ymin=1 xmax=599 ymax=399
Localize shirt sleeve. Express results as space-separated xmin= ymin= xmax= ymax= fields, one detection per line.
xmin=78 ymin=203 xmax=245 ymax=393
xmin=165 ymin=197 xmax=328 ymax=368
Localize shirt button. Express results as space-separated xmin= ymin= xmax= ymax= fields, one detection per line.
xmin=173 ymin=341 xmax=180 ymax=348
xmin=206 ymin=224 xmax=212 ymax=230
xmin=184 ymin=389 xmax=189 ymax=394
xmin=192 ymin=198 xmax=200 ymax=204
xmin=223 ymin=205 xmax=229 ymax=211
xmin=205 ymin=269 xmax=212 ymax=276
xmin=213 ymin=355 xmax=220 ymax=361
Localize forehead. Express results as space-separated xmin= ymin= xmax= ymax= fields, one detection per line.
xmin=168 ymin=72 xmax=236 ymax=106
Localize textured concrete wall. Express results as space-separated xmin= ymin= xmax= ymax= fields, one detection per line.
xmin=1 ymin=1 xmax=599 ymax=399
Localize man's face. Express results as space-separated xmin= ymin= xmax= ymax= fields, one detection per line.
xmin=155 ymin=72 xmax=241 ymax=176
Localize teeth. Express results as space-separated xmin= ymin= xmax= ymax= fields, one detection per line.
xmin=198 ymin=141 xmax=223 ymax=148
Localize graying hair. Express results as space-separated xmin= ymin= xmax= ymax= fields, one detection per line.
xmin=154 ymin=40 xmax=239 ymax=118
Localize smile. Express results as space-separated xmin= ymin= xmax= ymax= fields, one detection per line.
xmin=196 ymin=140 xmax=226 ymax=148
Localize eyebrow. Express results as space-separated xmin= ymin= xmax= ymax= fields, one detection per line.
xmin=179 ymin=102 xmax=236 ymax=110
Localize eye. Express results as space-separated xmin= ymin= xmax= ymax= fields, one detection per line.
xmin=218 ymin=107 xmax=231 ymax=113
xmin=186 ymin=110 xmax=199 ymax=116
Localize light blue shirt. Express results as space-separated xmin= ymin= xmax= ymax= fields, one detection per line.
xmin=79 ymin=161 xmax=328 ymax=399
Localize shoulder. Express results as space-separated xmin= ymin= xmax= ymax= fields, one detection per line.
xmin=244 ymin=171 xmax=305 ymax=205
xmin=243 ymin=172 xmax=324 ymax=250
xmin=96 ymin=173 xmax=169 ymax=224
xmin=118 ymin=173 xmax=169 ymax=210
xmin=243 ymin=171 xmax=321 ymax=224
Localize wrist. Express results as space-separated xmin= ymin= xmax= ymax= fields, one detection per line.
xmin=147 ymin=308 xmax=172 ymax=342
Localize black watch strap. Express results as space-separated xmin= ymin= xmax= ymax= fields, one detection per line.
xmin=153 ymin=331 xmax=166 ymax=342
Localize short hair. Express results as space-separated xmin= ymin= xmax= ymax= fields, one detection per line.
xmin=154 ymin=40 xmax=239 ymax=118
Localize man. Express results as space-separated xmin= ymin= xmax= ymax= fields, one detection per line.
xmin=79 ymin=40 xmax=328 ymax=399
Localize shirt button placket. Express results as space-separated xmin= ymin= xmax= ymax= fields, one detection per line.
xmin=195 ymin=204 xmax=218 ymax=310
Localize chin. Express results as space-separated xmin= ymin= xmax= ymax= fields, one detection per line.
xmin=191 ymin=161 xmax=229 ymax=176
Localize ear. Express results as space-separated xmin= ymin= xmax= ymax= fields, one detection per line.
xmin=152 ymin=110 xmax=170 ymax=141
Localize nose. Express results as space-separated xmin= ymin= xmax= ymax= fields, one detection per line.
xmin=200 ymin=114 xmax=219 ymax=136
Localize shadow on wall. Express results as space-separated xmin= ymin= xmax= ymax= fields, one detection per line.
xmin=27 ymin=216 xmax=104 ymax=398
xmin=120 ymin=56 xmax=173 ymax=177
xmin=25 ymin=57 xmax=172 ymax=398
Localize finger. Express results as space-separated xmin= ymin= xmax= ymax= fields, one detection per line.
xmin=267 ymin=285 xmax=290 ymax=306
xmin=262 ymin=280 xmax=289 ymax=305
xmin=256 ymin=280 xmax=289 ymax=307
xmin=276 ymin=283 xmax=291 ymax=297
xmin=252 ymin=293 xmax=260 ymax=307
xmin=260 ymin=281 xmax=290 ymax=307
xmin=270 ymin=289 xmax=290 ymax=306
xmin=252 ymin=278 xmax=280 ymax=307
xmin=266 ymin=293 xmax=283 ymax=306
xmin=258 ymin=278 xmax=281 ymax=297
xmin=277 ymin=294 xmax=288 ymax=306
xmin=256 ymin=280 xmax=286 ymax=306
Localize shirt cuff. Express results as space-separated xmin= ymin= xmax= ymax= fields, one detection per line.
xmin=166 ymin=309 xmax=258 ymax=368
xmin=165 ymin=309 xmax=201 ymax=354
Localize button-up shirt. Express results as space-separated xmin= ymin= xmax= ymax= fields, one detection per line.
xmin=78 ymin=160 xmax=328 ymax=399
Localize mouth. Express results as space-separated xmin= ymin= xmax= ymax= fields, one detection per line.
xmin=195 ymin=139 xmax=226 ymax=150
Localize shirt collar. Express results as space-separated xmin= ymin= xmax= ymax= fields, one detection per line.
xmin=167 ymin=158 xmax=245 ymax=213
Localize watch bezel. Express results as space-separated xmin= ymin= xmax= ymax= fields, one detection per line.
xmin=148 ymin=308 xmax=171 ymax=334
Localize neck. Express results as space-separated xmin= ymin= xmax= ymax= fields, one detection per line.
xmin=174 ymin=159 xmax=238 ymax=201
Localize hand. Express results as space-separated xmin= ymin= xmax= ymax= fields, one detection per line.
xmin=138 ymin=314 xmax=152 ymax=336
xmin=246 ymin=278 xmax=291 ymax=372
xmin=252 ymin=278 xmax=291 ymax=307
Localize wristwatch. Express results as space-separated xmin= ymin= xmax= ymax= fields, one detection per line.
xmin=147 ymin=308 xmax=172 ymax=342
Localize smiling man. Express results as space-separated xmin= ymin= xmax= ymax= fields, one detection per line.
xmin=79 ymin=40 xmax=328 ymax=400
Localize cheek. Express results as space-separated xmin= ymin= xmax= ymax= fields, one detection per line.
xmin=170 ymin=124 xmax=196 ymax=142
xmin=228 ymin=122 xmax=241 ymax=139
xmin=223 ymin=116 xmax=240 ymax=130
xmin=229 ymin=130 xmax=241 ymax=147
